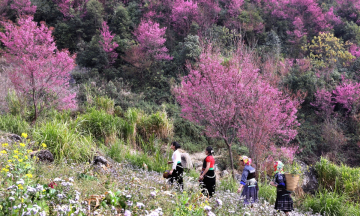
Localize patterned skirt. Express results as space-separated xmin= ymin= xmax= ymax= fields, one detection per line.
xmin=275 ymin=188 xmax=293 ymax=211
xmin=240 ymin=183 xmax=258 ymax=205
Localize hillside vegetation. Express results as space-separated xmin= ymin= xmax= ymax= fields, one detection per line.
xmin=2 ymin=0 xmax=360 ymax=215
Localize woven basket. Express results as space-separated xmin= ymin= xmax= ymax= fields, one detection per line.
xmin=163 ymin=170 xmax=170 ymax=179
xmin=285 ymin=173 xmax=300 ymax=192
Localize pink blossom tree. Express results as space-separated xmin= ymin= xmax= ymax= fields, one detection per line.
xmin=196 ymin=0 xmax=221 ymax=31
xmin=223 ymin=0 xmax=244 ymax=29
xmin=261 ymin=0 xmax=336 ymax=42
xmin=53 ymin=0 xmax=88 ymax=18
xmin=0 ymin=0 xmax=36 ymax=17
xmin=335 ymin=0 xmax=360 ymax=23
xmin=312 ymin=79 xmax=360 ymax=118
xmin=99 ymin=21 xmax=119 ymax=66
xmin=0 ymin=17 xmax=77 ymax=121
xmin=133 ymin=19 xmax=172 ymax=61
xmin=10 ymin=0 xmax=36 ymax=16
xmin=170 ymin=0 xmax=199 ymax=36
xmin=173 ymin=47 xmax=299 ymax=177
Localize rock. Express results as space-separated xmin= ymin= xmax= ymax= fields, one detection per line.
xmin=194 ymin=162 xmax=202 ymax=168
xmin=9 ymin=134 xmax=22 ymax=142
xmin=301 ymin=165 xmax=318 ymax=194
xmin=0 ymin=131 xmax=23 ymax=145
xmin=93 ymin=156 xmax=109 ymax=167
xmin=221 ymin=170 xmax=229 ymax=177
xmin=235 ymin=174 xmax=242 ymax=181
xmin=180 ymin=153 xmax=193 ymax=169
xmin=30 ymin=150 xmax=54 ymax=163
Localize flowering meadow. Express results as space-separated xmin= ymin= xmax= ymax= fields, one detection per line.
xmin=2 ymin=0 xmax=360 ymax=214
xmin=0 ymin=134 xmax=325 ymax=216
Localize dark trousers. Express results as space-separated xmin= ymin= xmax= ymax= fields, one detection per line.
xmin=200 ymin=170 xmax=216 ymax=197
xmin=169 ymin=164 xmax=183 ymax=190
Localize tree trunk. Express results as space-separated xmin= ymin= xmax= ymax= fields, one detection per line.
xmin=32 ymin=88 xmax=37 ymax=122
xmin=225 ymin=139 xmax=236 ymax=180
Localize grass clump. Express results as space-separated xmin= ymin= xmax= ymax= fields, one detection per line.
xmin=316 ymin=157 xmax=360 ymax=202
xmin=302 ymin=189 xmax=360 ymax=216
xmin=33 ymin=119 xmax=95 ymax=162
xmin=218 ymin=175 xmax=238 ymax=193
xmin=94 ymin=96 xmax=115 ymax=114
xmin=0 ymin=114 xmax=30 ymax=135
xmin=107 ymin=139 xmax=170 ymax=173
xmin=258 ymin=182 xmax=276 ymax=204
xmin=77 ymin=108 xmax=123 ymax=144
xmin=137 ymin=110 xmax=173 ymax=141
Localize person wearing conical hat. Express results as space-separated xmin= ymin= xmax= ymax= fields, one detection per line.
xmin=270 ymin=161 xmax=293 ymax=215
xmin=237 ymin=155 xmax=258 ymax=205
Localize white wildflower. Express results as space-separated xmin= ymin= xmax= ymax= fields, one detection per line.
xmin=27 ymin=186 xmax=37 ymax=193
xmin=204 ymin=205 xmax=212 ymax=211
xmin=16 ymin=179 xmax=24 ymax=185
xmin=216 ymin=198 xmax=223 ymax=206
xmin=207 ymin=211 xmax=216 ymax=216
xmin=36 ymin=184 xmax=44 ymax=192
xmin=136 ymin=202 xmax=145 ymax=208
xmin=124 ymin=210 xmax=132 ymax=216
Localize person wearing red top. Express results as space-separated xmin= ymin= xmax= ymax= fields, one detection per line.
xmin=199 ymin=146 xmax=216 ymax=197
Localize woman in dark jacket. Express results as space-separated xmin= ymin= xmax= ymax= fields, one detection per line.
xmin=237 ymin=155 xmax=258 ymax=205
xmin=199 ymin=146 xmax=216 ymax=197
xmin=270 ymin=161 xmax=293 ymax=215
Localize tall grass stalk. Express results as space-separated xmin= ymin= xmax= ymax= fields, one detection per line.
xmin=77 ymin=108 xmax=122 ymax=144
xmin=0 ymin=114 xmax=30 ymax=135
xmin=316 ymin=157 xmax=360 ymax=202
xmin=302 ymin=189 xmax=360 ymax=216
xmin=107 ymin=139 xmax=170 ymax=173
xmin=258 ymin=171 xmax=277 ymax=204
xmin=33 ymin=119 xmax=95 ymax=162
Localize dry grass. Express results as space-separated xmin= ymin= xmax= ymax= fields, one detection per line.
xmin=0 ymin=57 xmax=13 ymax=113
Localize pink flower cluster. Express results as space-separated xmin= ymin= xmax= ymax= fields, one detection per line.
xmin=99 ymin=21 xmax=119 ymax=66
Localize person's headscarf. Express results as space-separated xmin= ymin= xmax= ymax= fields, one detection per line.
xmin=239 ymin=155 xmax=252 ymax=166
xmin=274 ymin=161 xmax=284 ymax=174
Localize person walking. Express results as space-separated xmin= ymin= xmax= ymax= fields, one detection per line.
xmin=167 ymin=142 xmax=183 ymax=190
xmin=199 ymin=146 xmax=216 ymax=197
xmin=270 ymin=161 xmax=294 ymax=215
xmin=237 ymin=155 xmax=258 ymax=205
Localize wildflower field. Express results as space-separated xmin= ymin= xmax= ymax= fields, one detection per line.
xmin=0 ymin=133 xmax=324 ymax=216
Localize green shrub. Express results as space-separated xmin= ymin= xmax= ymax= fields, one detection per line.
xmin=184 ymin=168 xmax=199 ymax=179
xmin=107 ymin=139 xmax=126 ymax=163
xmin=173 ymin=118 xmax=210 ymax=153
xmin=107 ymin=139 xmax=170 ymax=173
xmin=258 ymin=182 xmax=276 ymax=204
xmin=0 ymin=114 xmax=30 ymax=135
xmin=94 ymin=96 xmax=115 ymax=114
xmin=6 ymin=90 xmax=28 ymax=117
xmin=77 ymin=108 xmax=123 ymax=144
xmin=302 ymin=189 xmax=360 ymax=216
xmin=316 ymin=157 xmax=360 ymax=202
xmin=33 ymin=119 xmax=95 ymax=162
xmin=137 ymin=110 xmax=173 ymax=141
xmin=218 ymin=175 xmax=238 ymax=193
xmin=122 ymin=108 xmax=139 ymax=147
